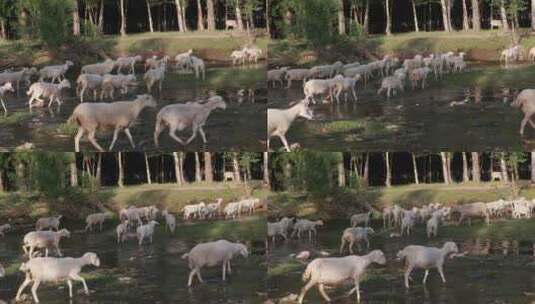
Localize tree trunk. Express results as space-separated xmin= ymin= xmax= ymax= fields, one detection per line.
xmin=70 ymin=156 xmax=78 ymax=187
xmin=385 ymin=152 xmax=391 ymax=187
xmin=0 ymin=20 xmax=6 ymax=40
xmin=412 ymin=153 xmax=419 ymax=184
xmin=338 ymin=153 xmax=346 ymax=187
xmin=440 ymin=0 xmax=450 ymax=31
xmin=119 ymin=0 xmax=127 ymax=36
xmin=363 ymin=153 xmax=369 ymax=185
xmin=385 ymin=0 xmax=392 ymax=35
xmin=98 ymin=0 xmax=105 ymax=33
xmin=440 ymin=152 xmax=449 ymax=184
xmin=207 ymin=0 xmax=216 ymax=30
xmin=462 ymin=152 xmax=469 ymax=182
xmin=263 ymin=152 xmax=270 ymax=186
xmin=195 ymin=152 xmax=202 ymax=182
xmin=338 ymin=0 xmax=346 ymax=35
xmin=235 ymin=0 xmax=244 ymax=31
xmin=173 ymin=152 xmax=182 ymax=186
xmin=500 ymin=0 xmax=510 ymax=31
xmin=197 ymin=0 xmax=205 ymax=30
xmin=471 ymin=152 xmax=481 ymax=182
xmin=73 ymin=0 xmax=81 ymax=36
xmin=204 ymin=152 xmax=213 ymax=182
xmin=446 ymin=0 xmax=453 ymax=31
xmin=96 ymin=154 xmax=102 ymax=186
xmin=446 ymin=152 xmax=453 ymax=183
xmin=462 ymin=0 xmax=470 ymax=30
xmin=532 ymin=0 xmax=535 ymax=31
xmin=363 ymin=0 xmax=370 ymax=34
xmin=471 ymin=0 xmax=481 ymax=31
xmin=232 ymin=153 xmax=242 ymax=182
xmin=0 ymin=169 xmax=4 ymax=192
xmin=266 ymin=0 xmax=270 ymax=36
xmin=144 ymin=153 xmax=152 ymax=184
xmin=500 ymin=153 xmax=509 ymax=182
xmin=117 ymin=152 xmax=124 ymax=187
xmin=146 ymin=0 xmax=154 ymax=32
xmin=411 ymin=0 xmax=420 ymax=32
xmin=175 ymin=0 xmax=187 ymax=32
xmin=531 ymin=152 xmax=535 ymax=183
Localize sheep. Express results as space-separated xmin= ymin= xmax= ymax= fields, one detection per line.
xmin=403 ymin=58 xmax=422 ymax=72
xmin=0 ymin=82 xmax=14 ymax=113
xmin=22 ymin=229 xmax=71 ymax=259
xmin=136 ymin=220 xmax=159 ymax=246
xmin=224 ymin=202 xmax=241 ymax=219
xmin=238 ymin=198 xmax=260 ymax=215
xmin=36 ymin=215 xmax=63 ymax=231
xmin=154 ymin=95 xmax=226 ymax=147
xmin=231 ymin=50 xmax=248 ymax=65
xmin=181 ymin=239 xmax=248 ymax=286
xmin=85 ymin=212 xmax=110 ymax=232
xmin=68 ymin=94 xmax=157 ymax=152
xmin=298 ymin=250 xmax=386 ymax=304
xmin=119 ymin=207 xmax=143 ymax=226
xmin=511 ymin=89 xmax=535 ymax=136
xmin=350 ymin=211 xmax=372 ymax=227
xmin=100 ymin=74 xmax=137 ymax=100
xmin=15 ymin=252 xmax=100 ymax=303
xmin=182 ymin=202 xmax=206 ymax=220
xmin=116 ymin=221 xmax=129 ymax=243
xmin=426 ymin=213 xmax=441 ymax=238
xmin=205 ymin=198 xmax=223 ymax=218
xmin=116 ymin=55 xmax=143 ymax=74
xmin=162 ymin=210 xmax=176 ymax=233
xmin=268 ymin=67 xmax=288 ymax=88
xmin=339 ymin=227 xmax=375 ymax=254
xmin=0 ymin=223 xmax=11 ymax=237
xmin=190 ymin=56 xmax=206 ymax=80
xmin=377 ymin=75 xmax=404 ymax=98
xmin=302 ymin=76 xmax=344 ymax=105
xmin=308 ymin=62 xmax=343 ymax=79
xmin=401 ymin=212 xmax=416 ymax=236
xmin=175 ymin=49 xmax=193 ymax=70
xmin=144 ymin=64 xmax=166 ymax=94
xmin=410 ymin=67 xmax=432 ymax=90
xmin=333 ymin=74 xmax=361 ymax=102
xmin=382 ymin=207 xmax=393 ymax=228
xmin=285 ymin=69 xmax=312 ymax=88
xmin=38 ymin=61 xmax=74 ymax=83
xmin=268 ymin=100 xmax=313 ymax=152
xmin=452 ymin=202 xmax=490 ymax=226
xmin=292 ymin=219 xmax=324 ymax=241
xmin=343 ymin=64 xmax=373 ymax=85
xmin=27 ymin=80 xmax=71 ymax=110
xmin=0 ymin=68 xmax=37 ymax=91
xmin=81 ymin=59 xmax=116 ymax=75
xmin=267 ymin=217 xmax=294 ymax=245
xmin=243 ymin=46 xmax=263 ymax=63
xmin=397 ymin=242 xmax=458 ymax=288
xmin=76 ymin=74 xmax=103 ymax=103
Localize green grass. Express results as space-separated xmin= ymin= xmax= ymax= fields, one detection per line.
xmin=0 ymin=111 xmax=35 ymax=127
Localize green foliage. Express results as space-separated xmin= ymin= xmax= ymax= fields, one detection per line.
xmin=286 ymin=0 xmax=339 ymax=47
xmin=18 ymin=0 xmax=73 ymax=46
xmin=0 ymin=0 xmax=16 ymax=21
xmin=26 ymin=152 xmax=70 ymax=198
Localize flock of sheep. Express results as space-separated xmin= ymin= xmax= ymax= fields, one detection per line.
xmin=0 ymin=196 xmax=262 ymax=303
xmin=267 ymin=51 xmax=468 ymax=151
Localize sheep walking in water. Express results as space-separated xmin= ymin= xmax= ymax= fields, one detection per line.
xmin=182 ymin=240 xmax=248 ymax=287
xmin=76 ymin=74 xmax=103 ymax=103
xmin=85 ymin=213 xmax=111 ymax=232
xmin=397 ymin=242 xmax=458 ymax=288
xmin=27 ymin=80 xmax=71 ymax=110
xmin=39 ymin=61 xmax=74 ymax=83
xmin=267 ymin=217 xmax=294 ymax=245
xmin=136 ymin=221 xmax=159 ymax=246
xmin=511 ymin=89 xmax=535 ymax=136
xmin=116 ymin=55 xmax=143 ymax=74
xmin=339 ymin=227 xmax=375 ymax=254
xmin=298 ymin=250 xmax=386 ymax=303
xmin=23 ymin=229 xmax=71 ymax=259
xmin=36 ymin=215 xmax=63 ymax=231
xmin=0 ymin=82 xmax=14 ymax=113
xmin=15 ymin=252 xmax=100 ymax=303
xmin=268 ymin=100 xmax=313 ymax=152
xmin=81 ymin=59 xmax=116 ymax=75
xmin=292 ymin=219 xmax=323 ymax=241
xmin=162 ymin=210 xmax=176 ymax=233
xmin=0 ymin=223 xmax=11 ymax=237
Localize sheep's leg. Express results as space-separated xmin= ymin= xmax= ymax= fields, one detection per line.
xmin=108 ymin=128 xmax=121 ymax=151
xmin=0 ymin=98 xmax=6 ymax=113
xmin=349 ymin=239 xmax=355 ymax=254
xmin=339 ymin=239 xmax=346 ymax=254
xmin=185 ymin=125 xmax=198 ymax=145
xmin=199 ymin=127 xmax=208 ymax=143
xmin=423 ymin=270 xmax=430 ymax=284
xmin=31 ymin=280 xmax=41 ymax=303
xmin=297 ymin=280 xmax=316 ymax=304
xmin=404 ymin=265 xmax=414 ymax=288
xmin=88 ymin=130 xmax=105 ymax=152
xmin=437 ymin=265 xmax=446 ymax=283
xmin=71 ymin=273 xmax=89 ymax=295
xmin=16 ymin=275 xmax=33 ymax=300
xmin=227 ymin=260 xmax=232 ymax=274
xmin=74 ymin=128 xmax=85 ymax=152
xmin=56 ymin=245 xmax=62 ymax=257
xmin=124 ymin=128 xmax=136 ymax=148
xmin=318 ymin=283 xmax=331 ymax=302
xmin=277 ymin=135 xmax=291 ymax=152
xmin=222 ymin=262 xmax=226 ymax=281
xmin=67 ymin=279 xmax=73 ymax=298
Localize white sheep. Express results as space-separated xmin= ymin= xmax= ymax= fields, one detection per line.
xmin=27 ymin=80 xmax=71 ymax=109
xmin=85 ymin=212 xmax=110 ymax=232
xmin=377 ymin=75 xmax=404 ymax=98
xmin=145 ymin=55 xmax=170 ymax=71
xmin=292 ymin=219 xmax=324 ymax=241
xmin=0 ymin=68 xmax=37 ymax=91
xmin=243 ymin=46 xmax=263 ymax=63
xmin=76 ymin=74 xmax=103 ymax=103
xmin=268 ymin=100 xmax=313 ymax=152
xmin=116 ymin=220 xmax=129 ymax=243
xmin=182 ymin=202 xmax=206 ymax=220
xmin=182 ymin=239 xmax=248 ymax=286
xmin=116 ymin=55 xmax=143 ymax=74
xmin=205 ymin=198 xmax=223 ymax=218
xmin=119 ymin=207 xmax=143 ymax=226
xmin=238 ymin=198 xmax=260 ymax=215
xmin=285 ymin=69 xmax=312 ymax=88
xmin=426 ymin=213 xmax=441 ymax=238
xmin=511 ymin=89 xmax=535 ymax=136
xmin=410 ymin=67 xmax=432 ymax=90
xmin=303 ymin=76 xmax=343 ymax=104
xmin=154 ymin=95 xmax=226 ymax=147
xmin=143 ymin=64 xmax=166 ymax=94
xmin=333 ymin=74 xmax=361 ymax=102
xmin=190 ymin=56 xmax=206 ymax=80
xmin=15 ymin=252 xmax=100 ymax=303
xmin=0 ymin=262 xmax=4 ymax=277
xmin=68 ymin=94 xmax=157 ymax=152
xmin=231 ymin=50 xmax=248 ymax=65
xmin=343 ymin=64 xmax=372 ymax=85
xmin=309 ymin=62 xmax=343 ymax=79
xmin=452 ymin=202 xmax=490 ymax=226
xmin=267 ymin=217 xmax=294 ymax=244
xmin=0 ymin=82 xmax=14 ymax=113
xmin=397 ymin=242 xmax=458 ymax=288
xmin=350 ymin=211 xmax=372 ymax=227
xmin=100 ymin=74 xmax=137 ymax=100
xmin=162 ymin=210 xmax=176 ymax=233
xmin=339 ymin=227 xmax=375 ymax=254
xmin=267 ymin=67 xmax=288 ymax=87
xmin=136 ymin=220 xmax=159 ymax=246
xmin=224 ymin=202 xmax=241 ymax=219
xmin=0 ymin=223 xmax=11 ymax=237
xmin=298 ymin=250 xmax=386 ymax=303
xmin=35 ymin=215 xmax=63 ymax=231
xmin=38 ymin=61 xmax=74 ymax=83
xmin=175 ymin=49 xmax=193 ymax=71
xmin=22 ymin=229 xmax=71 ymax=258
xmin=81 ymin=59 xmax=116 ymax=75
xmin=400 ymin=212 xmax=415 ymax=236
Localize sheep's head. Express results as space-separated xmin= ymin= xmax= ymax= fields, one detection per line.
xmin=206 ymin=96 xmax=227 ymax=110
xmin=297 ymin=101 xmax=314 ymax=120
xmin=443 ymin=242 xmax=459 ymax=257
xmin=368 ymin=250 xmax=386 ymax=265
xmin=2 ymin=82 xmax=14 ymax=93
xmin=83 ymin=252 xmax=100 ymax=267
xmin=58 ymin=229 xmax=71 ymax=238
xmin=315 ymin=220 xmax=324 ymax=227
xmin=236 ymin=243 xmax=248 ymax=258
xmin=66 ymin=60 xmax=74 ymax=67
xmin=137 ymin=94 xmax=157 ymax=108
xmin=366 ymin=227 xmax=375 ymax=234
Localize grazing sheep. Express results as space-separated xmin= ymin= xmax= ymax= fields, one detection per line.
xmin=397 ymin=242 xmax=458 ymax=288
xmin=285 ymin=69 xmax=312 ymax=88
xmin=267 ymin=217 xmax=294 ymax=245
xmin=267 ymin=67 xmax=288 ymax=88
xmin=268 ymin=100 xmax=313 ymax=152
xmin=0 ymin=223 xmax=11 ymax=237
xmin=136 ymin=221 xmax=159 ymax=246
xmin=15 ymin=252 xmax=100 ymax=303
xmin=36 ymin=215 xmax=63 ymax=231
xmin=85 ymin=213 xmax=110 ymax=232
xmin=292 ymin=219 xmax=324 ymax=241
xmin=350 ymin=211 xmax=372 ymax=227
xmin=27 ymin=80 xmax=71 ymax=109
xmin=116 ymin=221 xmax=129 ymax=243
xmin=339 ymin=227 xmax=375 ymax=254
xmin=224 ymin=202 xmax=241 ymax=219
xmin=377 ymin=75 xmax=404 ymax=98
xmin=333 ymin=74 xmax=361 ymax=102
xmin=39 ymin=61 xmax=74 ymax=83
xmin=154 ymin=95 xmax=226 ymax=147
xmin=298 ymin=250 xmax=386 ymax=303
xmin=100 ymin=74 xmax=137 ymax=100
xmin=190 ymin=56 xmax=206 ymax=80
xmin=23 ymin=229 xmax=71 ymax=258
xmin=68 ymin=94 xmax=157 ymax=152
xmin=81 ymin=59 xmax=116 ymax=75
xmin=162 ymin=210 xmax=176 ymax=233
xmin=511 ymin=89 xmax=535 ymax=136
xmin=0 ymin=82 xmax=14 ymax=113
xmin=116 ymin=55 xmax=143 ymax=74
xmin=144 ymin=64 xmax=166 ymax=94
xmin=452 ymin=202 xmax=490 ymax=226
xmin=182 ymin=239 xmax=248 ymax=286
xmin=76 ymin=74 xmax=103 ymax=103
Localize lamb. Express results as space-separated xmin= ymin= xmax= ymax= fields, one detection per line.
xmin=81 ymin=59 xmax=116 ymax=75
xmin=511 ymin=89 xmax=535 ymax=136
xmin=39 ymin=61 xmax=74 ymax=83
xmin=136 ymin=220 xmax=159 ymax=246
xmin=224 ymin=202 xmax=241 ymax=219
xmin=377 ymin=75 xmax=404 ymax=98
xmin=85 ymin=212 xmax=111 ymax=232
xmin=292 ymin=219 xmax=324 ymax=241
xmin=116 ymin=55 xmax=143 ymax=74
xmin=175 ymin=49 xmax=193 ymax=70
xmin=298 ymin=250 xmax=386 ymax=304
xmin=0 ymin=82 xmax=14 ymax=113
xmin=426 ymin=213 xmax=441 ymax=238
xmin=333 ymin=74 xmax=361 ymax=102
xmin=27 ymin=80 xmax=71 ymax=110
xmin=339 ymin=227 xmax=375 ymax=254
xmin=410 ymin=67 xmax=432 ymax=90
xmin=0 ymin=223 xmax=11 ymax=237
xmin=22 ymin=229 xmax=71 ymax=258
xmin=0 ymin=68 xmax=37 ymax=91
xmin=231 ymin=50 xmax=248 ymax=65
xmin=36 ymin=215 xmax=63 ymax=231
xmin=350 ymin=211 xmax=372 ymax=227
xmin=116 ymin=221 xmax=129 ymax=243
xmin=401 ymin=212 xmax=416 ymax=236
xmin=68 ymin=94 xmax=157 ymax=152
xmin=268 ymin=100 xmax=313 ymax=152
xmin=285 ymin=69 xmax=312 ymax=88
xmin=244 ymin=46 xmax=263 ymax=63
xmin=267 ymin=217 xmax=294 ymax=244
xmin=181 ymin=239 xmax=248 ymax=286
xmin=397 ymin=242 xmax=458 ymax=288
xmin=154 ymin=95 xmax=226 ymax=147
xmin=190 ymin=56 xmax=206 ymax=80
xmin=15 ymin=252 xmax=100 ymax=303
xmin=205 ymin=198 xmax=223 ymax=218
xmin=100 ymin=74 xmax=137 ymax=100
xmin=162 ymin=210 xmax=176 ymax=233
xmin=76 ymin=74 xmax=103 ymax=103
xmin=182 ymin=202 xmax=206 ymax=220
xmin=267 ymin=67 xmax=288 ymax=88
xmin=143 ymin=64 xmax=166 ymax=94
xmin=239 ymin=198 xmax=260 ymax=215
xmin=452 ymin=202 xmax=490 ymax=226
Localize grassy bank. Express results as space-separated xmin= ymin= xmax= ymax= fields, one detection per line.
xmin=0 ymin=31 xmax=269 ymax=68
